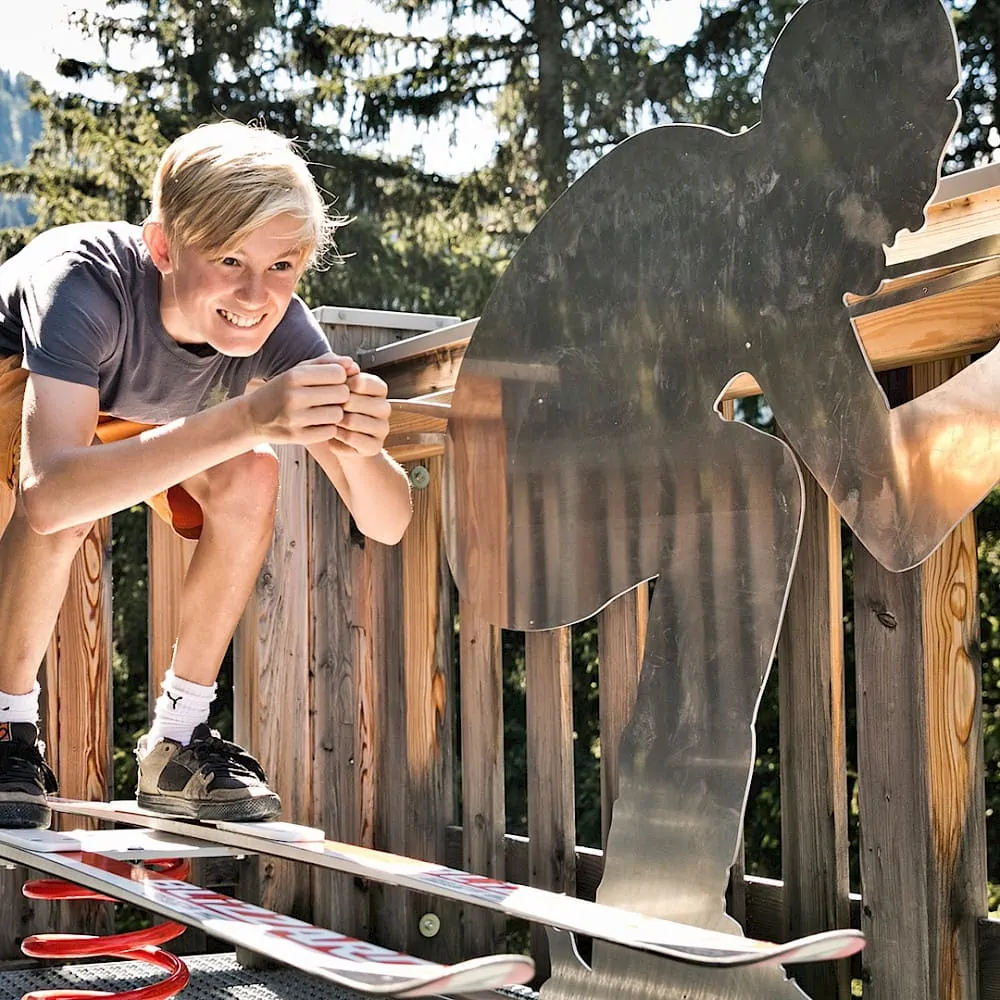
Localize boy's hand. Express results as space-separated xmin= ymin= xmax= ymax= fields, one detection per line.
xmin=246 ymin=356 xmax=358 ymax=444
xmin=328 ymin=372 xmax=392 ymax=459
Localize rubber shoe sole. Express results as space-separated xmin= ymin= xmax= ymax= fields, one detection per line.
xmin=137 ymin=790 xmax=280 ymax=822
xmin=0 ymin=797 xmax=50 ymax=829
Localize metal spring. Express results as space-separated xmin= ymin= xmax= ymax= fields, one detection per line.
xmin=19 ymin=858 xmax=191 ymax=1000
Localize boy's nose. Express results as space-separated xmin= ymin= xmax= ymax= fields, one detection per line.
xmin=235 ymin=273 xmax=267 ymax=308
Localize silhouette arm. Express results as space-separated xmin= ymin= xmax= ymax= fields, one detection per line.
xmin=757 ymin=322 xmax=1000 ymax=571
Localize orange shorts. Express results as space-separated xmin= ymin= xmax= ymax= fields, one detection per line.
xmin=0 ymin=354 xmax=203 ymax=539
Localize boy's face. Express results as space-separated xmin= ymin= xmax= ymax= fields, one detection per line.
xmin=149 ymin=212 xmax=308 ymax=357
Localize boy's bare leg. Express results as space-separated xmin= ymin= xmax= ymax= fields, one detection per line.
xmin=0 ymin=500 xmax=91 ymax=826
xmin=0 ymin=501 xmax=93 ymax=695
xmin=168 ymin=446 xmax=280 ymax=686
xmin=137 ymin=446 xmax=282 ymax=821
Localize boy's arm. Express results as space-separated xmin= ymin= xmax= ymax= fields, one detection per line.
xmin=757 ymin=326 xmax=1000 ymax=571
xmin=19 ymin=361 xmax=354 ymax=534
xmin=305 ymin=372 xmax=413 ymax=545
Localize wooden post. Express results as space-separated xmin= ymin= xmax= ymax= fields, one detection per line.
xmin=459 ymin=598 xmax=507 ymax=956
xmin=233 ymin=444 xmax=313 ymax=921
xmin=597 ymin=584 xmax=648 ymax=852
xmin=525 ymin=627 xmax=577 ymax=981
xmin=777 ymin=461 xmax=851 ymax=1000
xmin=397 ymin=456 xmax=460 ymax=960
xmin=309 ymin=454 xmax=376 ymax=942
xmin=853 ymin=361 xmax=986 ymax=1000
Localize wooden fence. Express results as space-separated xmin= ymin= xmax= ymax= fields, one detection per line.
xmin=5 ymin=162 xmax=1000 ymax=1000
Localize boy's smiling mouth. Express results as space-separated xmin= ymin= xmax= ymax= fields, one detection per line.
xmin=218 ymin=308 xmax=265 ymax=329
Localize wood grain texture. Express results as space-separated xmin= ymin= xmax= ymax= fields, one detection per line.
xmin=525 ymin=627 xmax=577 ymax=981
xmin=399 ymin=456 xmax=460 ymax=960
xmin=44 ymin=519 xmax=113 ymax=811
xmin=597 ymin=584 xmax=648 ymax=853
xmin=458 ymin=597 xmax=507 ymax=956
xmin=308 ymin=452 xmax=374 ymax=942
xmin=777 ymin=462 xmax=852 ymax=1000
xmin=854 ymin=360 xmax=986 ymax=1000
xmin=233 ymin=444 xmax=312 ymax=921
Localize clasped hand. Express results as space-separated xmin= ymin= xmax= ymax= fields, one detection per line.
xmin=247 ymin=354 xmax=392 ymax=458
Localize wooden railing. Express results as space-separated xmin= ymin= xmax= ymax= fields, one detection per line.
xmin=6 ymin=162 xmax=1000 ymax=999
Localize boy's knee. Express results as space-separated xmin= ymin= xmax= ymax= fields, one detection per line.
xmin=15 ymin=503 xmax=95 ymax=549
xmin=198 ymin=447 xmax=279 ymax=526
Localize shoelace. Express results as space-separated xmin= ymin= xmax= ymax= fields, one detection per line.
xmin=184 ymin=733 xmax=267 ymax=782
xmin=0 ymin=740 xmax=59 ymax=793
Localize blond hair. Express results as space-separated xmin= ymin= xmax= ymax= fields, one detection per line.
xmin=149 ymin=121 xmax=342 ymax=270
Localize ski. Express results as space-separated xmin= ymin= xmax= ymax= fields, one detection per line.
xmin=0 ymin=828 xmax=534 ymax=998
xmin=49 ymin=797 xmax=864 ymax=969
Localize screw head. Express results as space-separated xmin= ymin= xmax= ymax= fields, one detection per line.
xmin=418 ymin=912 xmax=441 ymax=937
xmin=410 ymin=465 xmax=431 ymax=489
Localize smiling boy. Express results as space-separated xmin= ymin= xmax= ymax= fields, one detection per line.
xmin=0 ymin=121 xmax=412 ymax=828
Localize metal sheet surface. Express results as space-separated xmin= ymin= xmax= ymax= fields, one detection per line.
xmin=444 ymin=1 xmax=1000 ymax=998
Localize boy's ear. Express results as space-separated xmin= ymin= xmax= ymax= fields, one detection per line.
xmin=143 ymin=220 xmax=174 ymax=274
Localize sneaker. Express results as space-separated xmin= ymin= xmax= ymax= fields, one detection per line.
xmin=136 ymin=723 xmax=281 ymax=822
xmin=0 ymin=722 xmax=58 ymax=829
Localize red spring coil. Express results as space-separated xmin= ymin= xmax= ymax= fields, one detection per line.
xmin=20 ymin=858 xmax=192 ymax=1000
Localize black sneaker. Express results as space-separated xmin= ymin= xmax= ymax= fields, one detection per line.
xmin=136 ymin=724 xmax=281 ymax=822
xmin=0 ymin=722 xmax=58 ymax=829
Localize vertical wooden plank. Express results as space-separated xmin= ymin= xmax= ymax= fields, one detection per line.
xmin=911 ymin=359 xmax=987 ymax=1000
xmin=146 ymin=512 xmax=195 ymax=712
xmin=777 ymin=463 xmax=851 ymax=1000
xmin=399 ymin=456 xmax=460 ymax=960
xmin=525 ymin=627 xmax=576 ymax=981
xmin=854 ymin=360 xmax=985 ymax=1000
xmin=233 ymin=444 xmax=312 ymax=921
xmin=44 ymin=518 xmax=113 ymax=811
xmin=309 ymin=454 xmax=375 ymax=942
xmin=597 ymin=584 xmax=648 ymax=852
xmin=369 ymin=536 xmax=409 ymax=951
xmin=459 ymin=598 xmax=506 ymax=956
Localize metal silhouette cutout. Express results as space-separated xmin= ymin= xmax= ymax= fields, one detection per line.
xmin=445 ymin=1 xmax=1000 ymax=996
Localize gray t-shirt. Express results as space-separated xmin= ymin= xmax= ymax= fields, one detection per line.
xmin=0 ymin=221 xmax=331 ymax=423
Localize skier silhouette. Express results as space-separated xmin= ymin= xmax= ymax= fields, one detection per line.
xmin=446 ymin=0 xmax=1000 ymax=997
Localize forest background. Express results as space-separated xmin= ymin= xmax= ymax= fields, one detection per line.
xmin=2 ymin=0 xmax=1000 ymax=905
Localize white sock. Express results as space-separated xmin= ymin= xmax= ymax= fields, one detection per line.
xmin=0 ymin=683 xmax=40 ymax=726
xmin=144 ymin=670 xmax=216 ymax=752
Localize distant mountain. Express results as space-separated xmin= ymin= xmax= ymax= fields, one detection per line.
xmin=0 ymin=70 xmax=41 ymax=228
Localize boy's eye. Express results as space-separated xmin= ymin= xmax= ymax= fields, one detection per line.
xmin=220 ymin=256 xmax=240 ymax=267
xmin=271 ymin=261 xmax=294 ymax=272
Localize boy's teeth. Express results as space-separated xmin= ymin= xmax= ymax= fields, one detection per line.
xmin=220 ymin=309 xmax=261 ymax=328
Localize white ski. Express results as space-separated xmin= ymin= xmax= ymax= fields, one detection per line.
xmin=0 ymin=832 xmax=534 ymax=997
xmin=49 ymin=797 xmax=864 ymax=969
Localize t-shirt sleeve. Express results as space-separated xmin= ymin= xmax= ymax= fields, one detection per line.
xmin=19 ymin=255 xmax=121 ymax=388
xmin=257 ymin=295 xmax=333 ymax=378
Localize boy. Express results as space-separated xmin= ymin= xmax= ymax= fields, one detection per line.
xmin=0 ymin=121 xmax=413 ymax=828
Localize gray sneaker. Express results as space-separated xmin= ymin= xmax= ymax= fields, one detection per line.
xmin=136 ymin=724 xmax=280 ymax=822
xmin=0 ymin=722 xmax=58 ymax=829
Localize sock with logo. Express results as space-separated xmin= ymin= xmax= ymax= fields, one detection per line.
xmin=143 ymin=670 xmax=216 ymax=753
xmin=0 ymin=683 xmax=40 ymax=727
